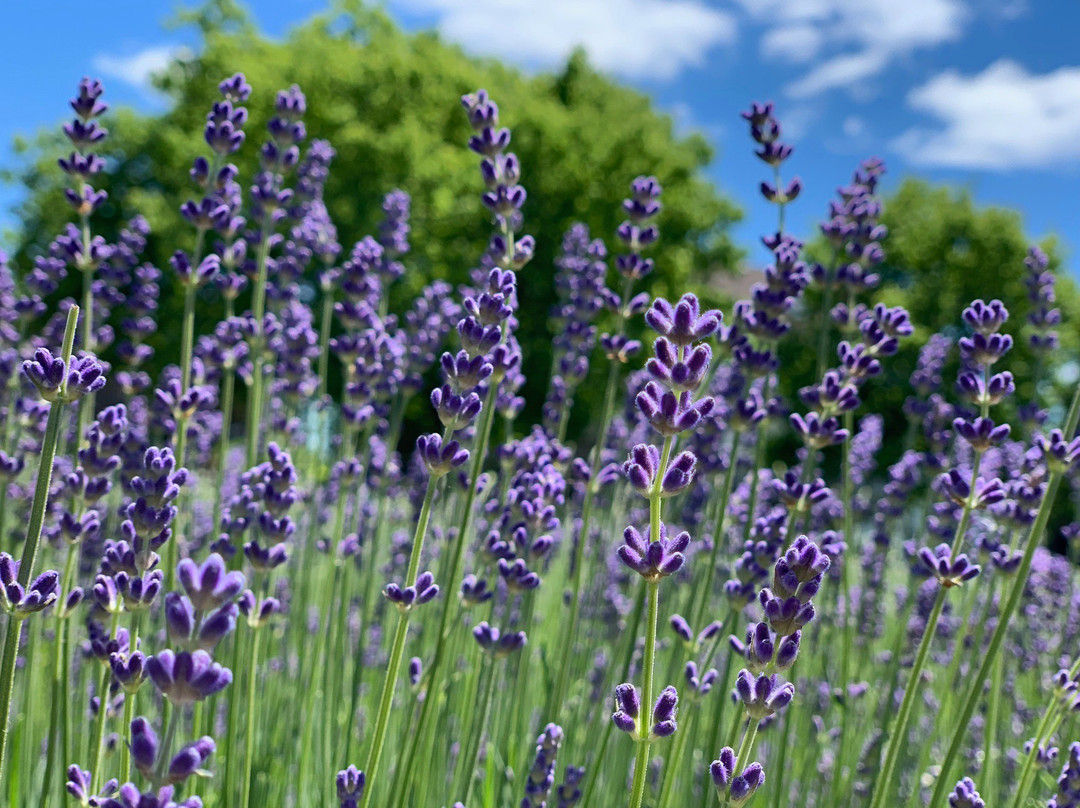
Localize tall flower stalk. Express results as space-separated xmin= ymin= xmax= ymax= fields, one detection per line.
xmin=869 ymin=299 xmax=1016 ymax=808
xmin=0 ymin=305 xmax=90 ymax=777
xmin=614 ymin=293 xmax=721 ymax=808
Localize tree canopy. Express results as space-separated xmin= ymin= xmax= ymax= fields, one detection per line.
xmin=4 ymin=0 xmax=742 ymax=430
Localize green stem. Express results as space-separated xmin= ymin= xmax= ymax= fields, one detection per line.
xmin=691 ymin=430 xmax=740 ymax=630
xmin=245 ymin=223 xmax=274 ymax=468
xmin=317 ymin=280 xmax=335 ymax=401
xmin=360 ymin=474 xmax=440 ymax=805
xmin=212 ymin=367 xmax=236 ymax=533
xmin=628 ymin=581 xmax=660 ymax=808
xmin=460 ymin=657 xmax=497 ymax=805
xmin=928 ymin=382 xmax=1080 ymax=807
xmin=90 ymin=613 xmax=119 ymax=791
xmin=0 ymin=307 xmax=78 ymax=780
xmin=741 ymin=377 xmax=773 ymax=546
xmin=983 ymin=628 xmax=1005 ymax=794
xmin=927 ymin=472 xmax=1068 ymax=805
xmin=656 ymin=702 xmax=694 ymax=808
xmin=868 ymin=586 xmax=946 ymax=808
xmin=549 ymin=352 xmax=626 ymax=719
xmin=240 ymin=626 xmax=262 ymax=808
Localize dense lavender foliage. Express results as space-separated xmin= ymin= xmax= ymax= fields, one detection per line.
xmin=0 ymin=76 xmax=1076 ymax=808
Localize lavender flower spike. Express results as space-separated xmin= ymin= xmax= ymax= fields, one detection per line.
xmin=337 ymin=765 xmax=365 ymax=808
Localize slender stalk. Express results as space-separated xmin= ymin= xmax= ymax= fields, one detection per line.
xmin=628 ymin=581 xmax=660 ymax=808
xmin=316 ymin=278 xmax=335 ymax=401
xmin=1009 ymin=681 xmax=1069 ymax=808
xmin=983 ymin=630 xmax=1005 ymax=793
xmin=360 ymin=472 xmax=440 ymax=805
xmin=458 ymin=656 xmax=497 ymax=805
xmin=691 ymin=430 xmax=740 ymax=630
xmin=245 ymin=223 xmax=274 ymax=468
xmin=926 ymin=475 xmax=1068 ymax=804
xmin=392 ymin=390 xmax=500 ymax=787
xmin=828 ymin=409 xmax=857 ymax=798
xmin=212 ymin=367 xmax=237 ymax=532
xmin=75 ymin=215 xmax=96 ymax=448
xmin=0 ymin=307 xmax=78 ymax=781
xmin=926 ymin=382 xmax=1080 ymax=806
xmin=868 ymin=443 xmax=985 ymax=808
xmin=240 ymin=625 xmax=262 ymax=808
xmin=90 ymin=613 xmax=119 ymax=791
xmin=741 ymin=377 xmax=773 ymax=546
xmin=656 ymin=700 xmax=694 ymax=808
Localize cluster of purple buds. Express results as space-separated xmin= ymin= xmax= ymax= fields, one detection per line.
xmin=241 ymin=442 xmax=297 ymax=581
xmin=917 ymin=543 xmax=980 ymax=588
xmin=65 ymin=765 xmax=118 ymax=807
xmin=1023 ymin=246 xmax=1059 ymax=353
xmin=66 ymin=403 xmax=127 ymax=527
xmin=473 ymin=621 xmax=526 ymax=657
xmin=61 ymin=78 xmax=109 ymax=219
xmin=947 ymin=777 xmax=985 ymax=808
xmin=336 ymin=765 xmax=365 ymax=808
xmin=522 ymin=722 xmax=563 ymax=808
xmin=598 ymin=177 xmax=661 ymax=368
xmin=543 ymin=225 xmax=606 ymax=434
xmin=165 ymin=553 xmax=245 ymax=651
xmin=616 ymin=524 xmax=689 ymax=582
xmin=636 ymin=294 xmax=720 ymax=435
xmin=0 ymin=553 xmax=59 ymax=618
xmin=710 ymin=746 xmax=765 ymax=807
xmin=733 ymin=536 xmax=829 ymax=672
xmin=1036 ymin=429 xmax=1080 ymax=475
xmin=147 ymin=648 xmax=232 ymax=705
xmin=23 ymin=347 xmax=106 ymax=403
xmin=377 ymin=189 xmax=410 ymax=280
xmin=612 ymin=682 xmax=679 ymax=740
xmin=462 ymin=89 xmax=529 ymax=253
xmin=793 ymin=302 xmax=911 ymax=450
xmin=130 ymin=716 xmax=215 ymax=787
xmin=556 ymin=766 xmax=584 ymax=807
xmin=814 ymin=158 xmax=887 ymax=305
xmin=741 ymin=101 xmax=800 ymax=204
xmin=1049 ymin=743 xmax=1080 ymax=808
xmin=384 ymin=570 xmax=439 ymax=612
xmin=182 ymin=74 xmax=251 ymax=292
xmin=118 ymin=446 xmax=187 ymax=571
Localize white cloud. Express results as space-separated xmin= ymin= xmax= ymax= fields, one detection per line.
xmin=760 ymin=24 xmax=823 ymax=64
xmin=91 ymin=45 xmax=185 ymax=91
xmin=395 ymin=0 xmax=736 ymax=80
xmin=786 ymin=50 xmax=887 ymax=97
xmin=842 ymin=115 xmax=865 ymax=137
xmin=892 ymin=59 xmax=1080 ymax=170
xmin=735 ymin=0 xmax=967 ymax=96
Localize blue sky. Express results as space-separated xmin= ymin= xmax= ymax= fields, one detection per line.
xmin=3 ymin=0 xmax=1079 ymax=273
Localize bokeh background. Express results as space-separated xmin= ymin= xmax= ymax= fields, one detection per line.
xmin=2 ymin=0 xmax=1078 ymax=504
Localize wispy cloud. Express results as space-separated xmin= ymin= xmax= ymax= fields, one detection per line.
xmin=91 ymin=45 xmax=186 ymax=92
xmin=892 ymin=59 xmax=1080 ymax=170
xmin=394 ymin=0 xmax=736 ymax=80
xmin=736 ymin=0 xmax=968 ymax=97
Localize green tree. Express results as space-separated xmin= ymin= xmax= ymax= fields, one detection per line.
xmin=780 ymin=177 xmax=1080 ymax=478
xmin=4 ymin=1 xmax=742 ymax=434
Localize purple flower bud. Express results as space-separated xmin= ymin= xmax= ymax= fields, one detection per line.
xmin=616 ymin=523 xmax=690 ymax=581
xmin=473 ymin=621 xmax=527 ymax=657
xmin=337 ymin=765 xmax=366 ymax=808
xmin=146 ymin=649 xmax=232 ymax=705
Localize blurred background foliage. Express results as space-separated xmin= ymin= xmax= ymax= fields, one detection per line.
xmin=4 ymin=0 xmax=1077 ymax=464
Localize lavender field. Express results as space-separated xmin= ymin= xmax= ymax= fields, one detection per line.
xmin=0 ymin=40 xmax=1079 ymax=808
